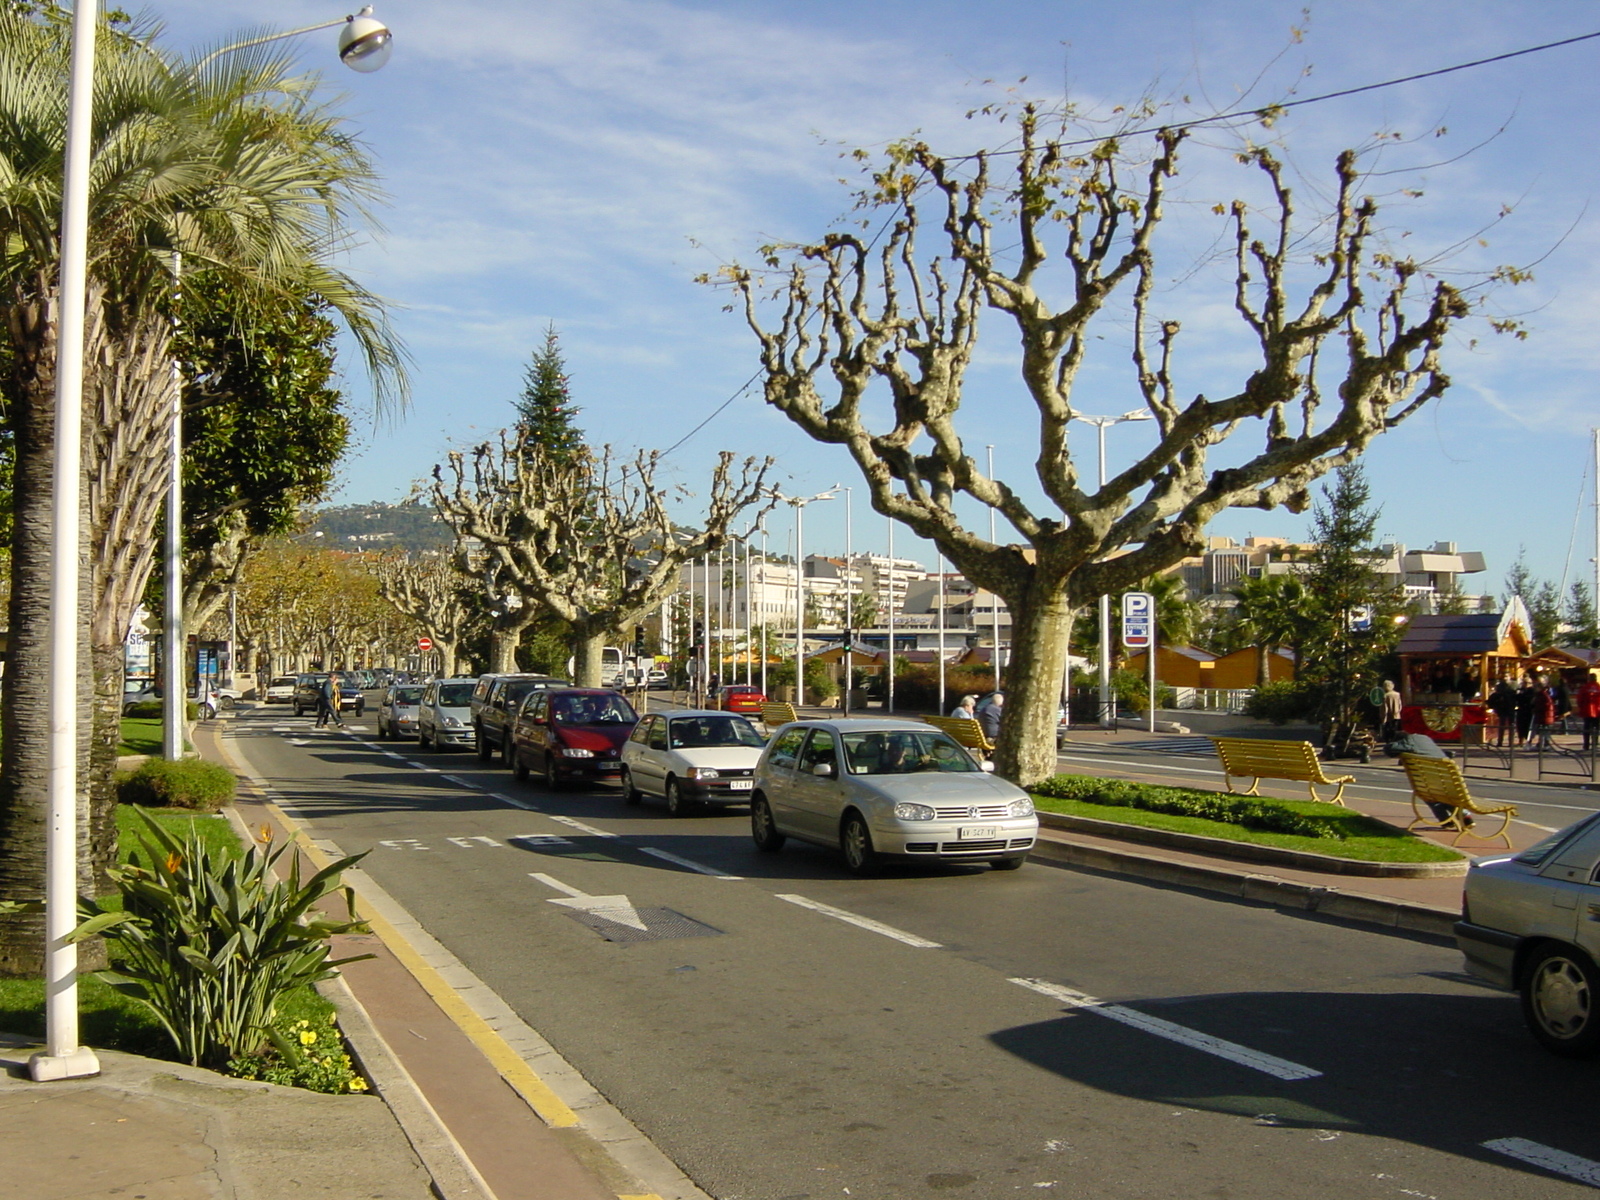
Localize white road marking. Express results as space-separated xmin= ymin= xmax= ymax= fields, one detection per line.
xmin=494 ymin=793 xmax=542 ymax=812
xmin=439 ymin=774 xmax=470 ymax=787
xmin=528 ymin=871 xmax=647 ymax=930
xmin=774 ymin=894 xmax=942 ymax=948
xmin=446 ymin=836 xmax=502 ymax=848
xmin=512 ymin=835 xmax=572 ymax=847
xmin=639 ymin=846 xmax=743 ymax=880
xmin=1483 ymin=1137 xmax=1600 ymax=1187
xmin=1009 ymin=977 xmax=1321 ymax=1081
xmin=287 ymin=739 xmax=309 ymax=747
xmin=545 ymin=814 xmax=620 ymax=839
xmin=379 ymin=839 xmax=429 ymax=851
xmin=379 ymin=750 xmax=405 ymax=760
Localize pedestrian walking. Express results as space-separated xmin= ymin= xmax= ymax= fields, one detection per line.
xmin=1379 ymin=679 xmax=1403 ymax=742
xmin=315 ymin=674 xmax=343 ymax=729
xmin=1514 ymin=675 xmax=1539 ymax=746
xmin=1577 ymin=674 xmax=1600 ymax=750
xmin=1533 ymin=673 xmax=1558 ymax=750
xmin=950 ymin=694 xmax=978 ymax=720
xmin=1486 ymin=679 xmax=1518 ymax=747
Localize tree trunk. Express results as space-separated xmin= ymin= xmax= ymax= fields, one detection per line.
xmin=572 ymin=629 xmax=609 ymax=688
xmin=991 ymin=578 xmax=1074 ymax=786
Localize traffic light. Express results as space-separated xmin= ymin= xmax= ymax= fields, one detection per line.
xmin=633 ymin=625 xmax=647 ymax=654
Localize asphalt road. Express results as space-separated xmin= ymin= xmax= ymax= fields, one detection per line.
xmin=223 ymin=703 xmax=1600 ymax=1200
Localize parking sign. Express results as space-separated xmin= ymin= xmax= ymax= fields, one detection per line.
xmin=1121 ymin=592 xmax=1154 ymax=649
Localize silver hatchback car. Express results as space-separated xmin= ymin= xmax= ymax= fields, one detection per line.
xmin=750 ymin=718 xmax=1037 ymax=874
xmin=1457 ymin=810 xmax=1600 ymax=1057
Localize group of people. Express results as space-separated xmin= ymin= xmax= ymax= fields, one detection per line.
xmin=949 ymin=691 xmax=1004 ymax=742
xmin=1480 ymin=672 xmax=1600 ymax=750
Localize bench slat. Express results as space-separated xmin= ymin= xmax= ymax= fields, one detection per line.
xmin=1208 ymin=737 xmax=1353 ymax=806
xmin=922 ymin=715 xmax=995 ymax=755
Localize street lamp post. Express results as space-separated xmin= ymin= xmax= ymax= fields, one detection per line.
xmin=32 ymin=4 xmax=393 ymax=1083
xmin=1072 ymin=410 xmax=1155 ymax=731
xmin=843 ymin=487 xmax=853 ymax=715
xmin=775 ymin=487 xmax=838 ymax=708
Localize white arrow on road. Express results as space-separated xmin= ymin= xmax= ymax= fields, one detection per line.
xmin=529 ymin=871 xmax=648 ymax=932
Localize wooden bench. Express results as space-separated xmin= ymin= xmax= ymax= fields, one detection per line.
xmin=1400 ymin=753 xmax=1518 ymax=848
xmin=760 ymin=702 xmax=799 ymax=729
xmin=922 ymin=715 xmax=995 ymax=758
xmin=1209 ymin=737 xmax=1355 ymax=806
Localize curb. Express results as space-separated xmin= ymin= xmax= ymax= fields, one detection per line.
xmin=1036 ymin=811 xmax=1469 ymax=878
xmin=1027 ymin=829 xmax=1460 ymax=940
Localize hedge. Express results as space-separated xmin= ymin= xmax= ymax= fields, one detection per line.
xmin=117 ymin=758 xmax=237 ymax=811
xmin=1029 ymin=773 xmax=1343 ymax=839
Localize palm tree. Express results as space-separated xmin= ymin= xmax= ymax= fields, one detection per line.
xmin=1230 ymin=573 xmax=1312 ymax=685
xmin=0 ymin=11 xmax=404 ymax=972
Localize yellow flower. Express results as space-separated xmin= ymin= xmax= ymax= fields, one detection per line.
xmin=348 ymin=1077 xmax=368 ymax=1092
xmin=299 ymin=1030 xmax=318 ymax=1046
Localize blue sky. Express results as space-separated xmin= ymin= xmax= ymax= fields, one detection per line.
xmin=157 ymin=0 xmax=1600 ymax=600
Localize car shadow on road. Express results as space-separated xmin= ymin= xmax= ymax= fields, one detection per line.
xmin=990 ymin=989 xmax=1600 ymax=1189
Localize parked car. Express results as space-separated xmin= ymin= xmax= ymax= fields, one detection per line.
xmin=508 ymin=688 xmax=639 ymax=788
xmin=620 ymin=710 xmax=767 ymax=815
xmin=292 ymin=673 xmax=364 ymax=717
xmin=122 ymin=677 xmax=158 ymax=714
xmin=646 ymin=668 xmax=669 ymax=688
xmin=749 ymin=718 xmax=1037 ymax=875
xmin=263 ymin=675 xmax=299 ymax=704
xmin=376 ymin=683 xmax=425 ymax=740
xmin=715 ymin=684 xmax=767 ymax=715
xmin=470 ymin=673 xmax=568 ymax=763
xmin=417 ymin=677 xmax=478 ymax=750
xmin=1457 ymin=811 xmax=1600 ymax=1057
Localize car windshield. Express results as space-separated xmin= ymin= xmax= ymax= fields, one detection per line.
xmin=271 ymin=677 xmax=295 ymax=687
xmin=552 ymin=694 xmax=637 ymax=724
xmin=392 ymin=686 xmax=424 ymax=705
xmin=436 ymin=683 xmax=475 ymax=707
xmin=841 ymin=730 xmax=980 ymax=775
xmin=1514 ymin=811 xmax=1600 ymax=866
xmin=668 ymin=715 xmax=765 ymax=749
xmin=503 ymin=680 xmax=550 ymax=705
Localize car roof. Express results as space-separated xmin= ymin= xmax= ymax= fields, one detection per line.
xmin=433 ymin=677 xmax=481 ymax=685
xmin=660 ymin=709 xmax=757 ymax=719
xmin=544 ymin=687 xmax=627 ymax=697
xmin=784 ymin=718 xmax=934 ymax=732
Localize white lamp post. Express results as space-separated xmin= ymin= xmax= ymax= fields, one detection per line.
xmin=1072 ymin=410 xmax=1155 ymax=730
xmin=843 ymin=487 xmax=853 ymax=715
xmin=34 ymin=3 xmax=393 ymax=1084
xmin=775 ymin=487 xmax=838 ymax=708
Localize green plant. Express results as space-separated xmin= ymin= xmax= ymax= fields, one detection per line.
xmin=1244 ymin=680 xmax=1322 ymax=724
xmin=117 ymin=758 xmax=237 ymax=810
xmin=69 ymin=807 xmax=371 ymax=1070
xmin=228 ymin=1015 xmax=369 ymax=1095
xmin=1029 ymin=774 xmax=1342 ymax=839
xmin=123 ymin=700 xmax=201 ymax=721
xmin=766 ymin=657 xmax=836 ymax=698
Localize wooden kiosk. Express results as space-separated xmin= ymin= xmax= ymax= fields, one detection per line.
xmin=1395 ymin=598 xmax=1533 ymax=741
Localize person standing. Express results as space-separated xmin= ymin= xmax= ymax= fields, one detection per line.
xmin=1533 ymin=673 xmax=1558 ymax=750
xmin=1486 ymin=679 xmax=1518 ymax=748
xmin=976 ymin=692 xmax=1004 ymax=743
xmin=1576 ymin=673 xmax=1600 ymax=751
xmin=1379 ymin=679 xmax=1403 ymax=742
xmin=1514 ymin=675 xmax=1539 ymax=747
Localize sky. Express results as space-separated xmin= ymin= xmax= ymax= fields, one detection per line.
xmin=154 ymin=0 xmax=1600 ymax=602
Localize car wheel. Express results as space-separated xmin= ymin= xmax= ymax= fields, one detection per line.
xmin=219 ymin=695 xmax=236 ymax=712
xmin=543 ymin=756 xmax=562 ymax=791
xmin=1522 ymin=944 xmax=1600 ymax=1058
xmin=293 ymin=704 xmax=303 ymax=717
xmin=476 ymin=729 xmax=491 ymax=762
xmin=621 ymin=768 xmax=643 ymax=806
xmin=751 ymin=795 xmax=785 ymax=852
xmin=665 ymin=777 xmax=693 ymax=817
xmin=355 ymin=700 xmax=365 ymax=716
xmin=840 ymin=812 xmax=877 ymax=876
xmin=513 ymin=748 xmax=530 ymax=783
xmin=991 ymin=855 xmax=1027 ymax=872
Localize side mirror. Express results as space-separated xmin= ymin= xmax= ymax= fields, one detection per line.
xmin=812 ymin=762 xmax=835 ymax=778
xmin=980 ymin=761 xmax=995 ymax=773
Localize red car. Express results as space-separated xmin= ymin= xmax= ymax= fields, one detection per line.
xmin=716 ymin=685 xmax=766 ymax=714
xmin=509 ymin=688 xmax=639 ymax=789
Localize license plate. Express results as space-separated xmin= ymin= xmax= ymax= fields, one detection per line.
xmin=958 ymin=826 xmax=997 ymax=840
xmin=728 ymin=779 xmax=753 ymax=791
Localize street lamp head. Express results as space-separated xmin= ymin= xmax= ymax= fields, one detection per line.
xmin=339 ymin=8 xmax=392 ymax=72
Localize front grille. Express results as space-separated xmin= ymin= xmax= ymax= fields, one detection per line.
xmin=940 ymin=839 xmax=1009 ymax=853
xmin=933 ymin=804 xmax=1012 ymax=820
xmin=720 ymin=768 xmax=754 ymax=778
xmin=904 ymin=842 xmax=939 ymax=853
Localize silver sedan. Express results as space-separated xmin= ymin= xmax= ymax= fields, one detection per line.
xmin=750 ymin=718 xmax=1037 ymax=874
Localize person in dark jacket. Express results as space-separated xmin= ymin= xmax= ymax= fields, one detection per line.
xmin=1485 ymin=679 xmax=1518 ymax=747
xmin=1514 ymin=675 xmax=1540 ymax=746
xmin=976 ymin=692 xmax=1004 ymax=742
xmin=1385 ymin=731 xmax=1459 ymax=821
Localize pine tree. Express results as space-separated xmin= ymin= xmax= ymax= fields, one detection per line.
xmin=1565 ymin=582 xmax=1600 ymax=647
xmin=515 ymin=325 xmax=584 ymax=460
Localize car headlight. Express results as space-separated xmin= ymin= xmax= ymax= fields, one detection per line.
xmin=444 ymin=716 xmax=462 ymax=727
xmin=1008 ymin=797 xmax=1035 ymax=817
xmin=686 ymin=767 xmax=719 ymax=780
xmin=559 ymin=746 xmax=595 ymax=758
xmin=893 ymin=802 xmax=936 ymax=821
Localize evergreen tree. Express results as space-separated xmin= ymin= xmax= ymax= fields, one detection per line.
xmin=1565 ymin=581 xmax=1600 ymax=647
xmin=515 ymin=325 xmax=584 ymax=460
xmin=1502 ymin=551 xmax=1534 ymax=606
xmin=1529 ymin=579 xmax=1563 ymax=647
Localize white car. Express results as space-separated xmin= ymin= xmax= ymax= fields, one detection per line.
xmin=620 ymin=710 xmax=767 ymax=816
xmin=750 ymin=718 xmax=1038 ymax=874
xmin=264 ymin=675 xmax=298 ymax=704
xmin=417 ymin=677 xmax=478 ymax=751
xmin=1457 ymin=811 xmax=1600 ymax=1057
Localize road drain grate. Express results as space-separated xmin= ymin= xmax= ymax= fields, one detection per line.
xmin=560 ymin=906 xmax=724 ymax=943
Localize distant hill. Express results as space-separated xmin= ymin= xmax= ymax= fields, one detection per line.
xmin=306 ymin=502 xmax=454 ymax=554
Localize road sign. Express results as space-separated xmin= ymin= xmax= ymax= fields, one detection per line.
xmin=1121 ymin=592 xmax=1154 ymax=649
xmin=416 ymin=636 xmax=434 ymax=652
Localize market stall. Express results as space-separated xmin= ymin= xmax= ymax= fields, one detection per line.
xmin=1395 ymin=598 xmax=1532 ymax=741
